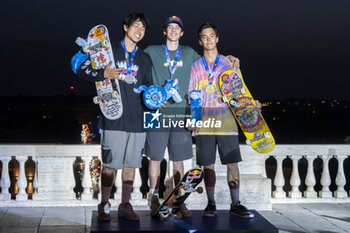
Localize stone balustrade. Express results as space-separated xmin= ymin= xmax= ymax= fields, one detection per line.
xmin=0 ymin=144 xmax=349 ymax=210
xmin=266 ymin=145 xmax=350 ymax=203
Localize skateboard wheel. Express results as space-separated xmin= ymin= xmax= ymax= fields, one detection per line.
xmin=159 ymin=213 xmax=164 ymax=221
xmin=246 ymin=139 xmax=252 ymax=146
xmin=111 ymin=91 xmax=118 ymax=99
xmin=196 ymin=187 xmax=204 ymax=194
xmin=176 ymin=188 xmax=185 ymax=197
xmin=264 ymin=132 xmax=271 ymax=139
xmin=101 ymin=39 xmax=108 ymax=47
xmin=222 ymin=96 xmax=228 ymax=102
xmin=83 ymin=45 xmax=90 ymax=54
xmin=241 ymin=87 xmax=247 ymax=95
xmin=93 ymin=96 xmax=100 ymax=104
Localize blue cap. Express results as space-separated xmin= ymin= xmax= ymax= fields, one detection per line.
xmin=164 ymin=16 xmax=183 ymax=28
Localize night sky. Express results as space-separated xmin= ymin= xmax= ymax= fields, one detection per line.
xmin=2 ymin=0 xmax=350 ymax=99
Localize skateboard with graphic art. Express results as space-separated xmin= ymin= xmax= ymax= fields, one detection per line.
xmin=84 ymin=25 xmax=122 ymax=120
xmin=219 ymin=69 xmax=275 ymax=153
xmin=157 ymin=168 xmax=203 ymax=220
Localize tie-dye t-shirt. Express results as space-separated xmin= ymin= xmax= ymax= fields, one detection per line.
xmin=188 ymin=55 xmax=238 ymax=135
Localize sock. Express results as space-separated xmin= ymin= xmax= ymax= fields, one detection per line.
xmin=122 ymin=181 xmax=133 ymax=203
xmin=101 ymin=169 xmax=114 ymax=203
xmin=230 ymin=189 xmax=240 ymax=206
xmin=205 ymin=187 xmax=215 ymax=204
xmin=101 ymin=186 xmax=112 ymax=203
xmin=150 ymin=188 xmax=159 ymax=196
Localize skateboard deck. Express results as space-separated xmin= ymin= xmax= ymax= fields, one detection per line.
xmin=219 ymin=69 xmax=275 ymax=153
xmin=85 ymin=25 xmax=122 ymax=120
xmin=157 ymin=168 xmax=203 ymax=220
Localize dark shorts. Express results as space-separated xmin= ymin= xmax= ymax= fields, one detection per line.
xmin=195 ymin=135 xmax=242 ymax=166
xmin=144 ymin=128 xmax=193 ymax=162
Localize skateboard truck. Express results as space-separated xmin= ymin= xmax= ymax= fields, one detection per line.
xmin=246 ymin=132 xmax=271 ymax=145
xmin=93 ymin=91 xmax=119 ymax=104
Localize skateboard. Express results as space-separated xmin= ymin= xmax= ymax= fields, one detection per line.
xmin=157 ymin=168 xmax=203 ymax=220
xmin=134 ymin=79 xmax=182 ymax=109
xmin=219 ymin=69 xmax=275 ymax=153
xmin=82 ymin=25 xmax=122 ymax=120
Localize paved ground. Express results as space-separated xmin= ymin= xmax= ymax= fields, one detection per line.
xmin=0 ymin=203 xmax=349 ymax=233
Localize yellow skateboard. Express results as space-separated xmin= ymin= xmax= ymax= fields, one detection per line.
xmin=219 ymin=69 xmax=275 ymax=153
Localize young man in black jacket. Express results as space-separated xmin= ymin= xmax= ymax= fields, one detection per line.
xmin=72 ymin=12 xmax=151 ymax=221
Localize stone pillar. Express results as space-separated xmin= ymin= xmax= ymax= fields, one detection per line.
xmin=304 ymin=155 xmax=317 ymax=198
xmin=319 ymin=155 xmax=332 ymax=198
xmin=272 ymin=156 xmax=285 ymax=198
xmin=334 ymin=155 xmax=347 ymax=198
xmin=81 ymin=157 xmax=92 ymax=201
xmin=16 ymin=156 xmax=28 ymax=201
xmin=288 ymin=156 xmax=301 ymax=198
xmin=0 ymin=157 xmax=11 ymax=201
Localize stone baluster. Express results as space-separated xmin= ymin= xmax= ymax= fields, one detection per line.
xmin=273 ymin=155 xmax=286 ymax=198
xmin=131 ymin=168 xmax=143 ymax=203
xmin=114 ymin=170 xmax=122 ymax=201
xmin=16 ymin=156 xmax=28 ymax=201
xmin=32 ymin=156 xmax=38 ymax=200
xmin=334 ymin=155 xmax=347 ymax=198
xmin=81 ymin=157 xmax=92 ymax=201
xmin=304 ymin=155 xmax=317 ymax=198
xmin=288 ymin=156 xmax=301 ymax=198
xmin=319 ymin=155 xmax=332 ymax=198
xmin=0 ymin=156 xmax=11 ymax=201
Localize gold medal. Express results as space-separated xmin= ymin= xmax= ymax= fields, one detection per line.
xmin=206 ymin=85 xmax=215 ymax=95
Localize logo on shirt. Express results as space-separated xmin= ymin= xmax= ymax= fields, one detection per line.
xmin=164 ymin=60 xmax=183 ymax=67
xmin=143 ymin=110 xmax=162 ymax=129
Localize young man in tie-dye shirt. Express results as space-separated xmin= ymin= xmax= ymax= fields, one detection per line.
xmin=189 ymin=22 xmax=260 ymax=218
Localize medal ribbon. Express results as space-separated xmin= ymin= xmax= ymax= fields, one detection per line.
xmin=202 ymin=53 xmax=220 ymax=85
xmin=164 ymin=45 xmax=180 ymax=80
xmin=121 ymin=40 xmax=137 ymax=75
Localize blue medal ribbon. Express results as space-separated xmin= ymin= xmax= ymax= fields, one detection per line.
xmin=121 ymin=40 xmax=137 ymax=75
xmin=202 ymin=53 xmax=220 ymax=85
xmin=164 ymin=45 xmax=180 ymax=80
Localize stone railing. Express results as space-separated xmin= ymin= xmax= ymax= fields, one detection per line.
xmin=264 ymin=145 xmax=350 ymax=203
xmin=0 ymin=144 xmax=349 ymax=210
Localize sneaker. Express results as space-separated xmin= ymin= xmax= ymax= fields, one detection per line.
xmin=229 ymin=202 xmax=254 ymax=218
xmin=97 ymin=201 xmax=111 ymax=221
xmin=118 ymin=202 xmax=139 ymax=221
xmin=149 ymin=195 xmax=161 ymax=217
xmin=202 ymin=201 xmax=217 ymax=218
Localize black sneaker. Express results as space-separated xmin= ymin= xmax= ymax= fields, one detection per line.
xmin=229 ymin=202 xmax=254 ymax=218
xmin=202 ymin=201 xmax=217 ymax=218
